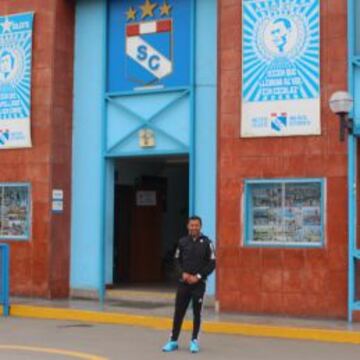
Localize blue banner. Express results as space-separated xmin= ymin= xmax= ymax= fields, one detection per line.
xmin=241 ymin=0 xmax=320 ymax=137
xmin=0 ymin=12 xmax=34 ymax=148
xmin=107 ymin=0 xmax=191 ymax=92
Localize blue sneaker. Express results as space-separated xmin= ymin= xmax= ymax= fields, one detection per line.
xmin=189 ymin=340 xmax=200 ymax=353
xmin=162 ymin=340 xmax=178 ymax=352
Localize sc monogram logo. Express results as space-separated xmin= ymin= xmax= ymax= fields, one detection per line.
xmin=136 ymin=45 xmax=161 ymax=71
xmin=125 ymin=0 xmax=174 ymax=87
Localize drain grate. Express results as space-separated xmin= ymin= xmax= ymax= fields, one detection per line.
xmin=109 ymin=299 xmax=170 ymax=309
xmin=57 ymin=323 xmax=94 ymax=328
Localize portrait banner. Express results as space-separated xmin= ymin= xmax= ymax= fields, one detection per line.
xmin=0 ymin=13 xmax=34 ymax=149
xmin=241 ymin=0 xmax=320 ymax=137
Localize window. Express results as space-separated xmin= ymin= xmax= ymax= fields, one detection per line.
xmin=244 ymin=179 xmax=324 ymax=247
xmin=0 ymin=184 xmax=31 ymax=240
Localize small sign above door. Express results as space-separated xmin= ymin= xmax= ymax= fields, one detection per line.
xmin=139 ymin=128 xmax=155 ymax=148
xmin=136 ymin=190 xmax=157 ymax=206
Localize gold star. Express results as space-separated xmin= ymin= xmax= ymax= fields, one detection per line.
xmin=160 ymin=1 xmax=172 ymax=16
xmin=126 ymin=7 xmax=137 ymax=21
xmin=140 ymin=0 xmax=157 ymax=19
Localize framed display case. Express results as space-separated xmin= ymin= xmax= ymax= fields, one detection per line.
xmin=244 ymin=179 xmax=325 ymax=247
xmin=0 ymin=183 xmax=31 ymax=240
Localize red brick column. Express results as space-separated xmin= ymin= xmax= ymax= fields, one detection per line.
xmin=0 ymin=0 xmax=74 ymax=298
xmin=217 ymin=0 xmax=349 ymax=317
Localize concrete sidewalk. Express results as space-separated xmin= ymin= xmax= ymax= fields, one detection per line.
xmin=3 ymin=295 xmax=360 ymax=346
xmin=2 ymin=318 xmax=360 ymax=360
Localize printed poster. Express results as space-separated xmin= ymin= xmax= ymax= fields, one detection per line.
xmin=241 ymin=0 xmax=320 ymax=137
xmin=0 ymin=13 xmax=34 ymax=149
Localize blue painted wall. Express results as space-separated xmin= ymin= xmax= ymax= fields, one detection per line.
xmin=71 ymin=0 xmax=217 ymax=296
xmin=106 ymin=91 xmax=191 ymax=156
xmin=353 ymin=0 xmax=360 ymax=130
xmin=347 ymin=0 xmax=360 ymax=321
xmin=194 ymin=0 xmax=217 ymax=295
xmin=71 ymin=0 xmax=107 ymax=291
xmin=351 ymin=0 xmax=360 ymax=130
xmin=356 ymin=0 xmax=360 ymax=55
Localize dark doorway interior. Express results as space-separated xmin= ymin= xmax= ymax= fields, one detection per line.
xmin=113 ymin=156 xmax=189 ymax=286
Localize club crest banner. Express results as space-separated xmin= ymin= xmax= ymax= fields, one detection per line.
xmin=107 ymin=0 xmax=191 ymax=92
xmin=241 ymin=0 xmax=320 ymax=137
xmin=0 ymin=13 xmax=34 ymax=149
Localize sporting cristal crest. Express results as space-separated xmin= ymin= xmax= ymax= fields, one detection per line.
xmin=0 ymin=129 xmax=10 ymax=145
xmin=125 ymin=0 xmax=173 ymax=87
xmin=271 ymin=113 xmax=288 ymax=132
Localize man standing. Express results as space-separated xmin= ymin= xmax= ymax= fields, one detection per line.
xmin=162 ymin=216 xmax=216 ymax=354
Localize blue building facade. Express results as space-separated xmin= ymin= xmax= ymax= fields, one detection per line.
xmin=1 ymin=0 xmax=358 ymax=320
xmin=71 ymin=0 xmax=217 ymax=299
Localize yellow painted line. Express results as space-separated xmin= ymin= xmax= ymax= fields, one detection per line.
xmin=8 ymin=304 xmax=360 ymax=345
xmin=0 ymin=345 xmax=107 ymax=359
xmin=202 ymin=322 xmax=360 ymax=345
xmin=11 ymin=304 xmax=174 ymax=330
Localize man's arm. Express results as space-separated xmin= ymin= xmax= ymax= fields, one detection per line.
xmin=197 ymin=241 xmax=216 ymax=280
xmin=174 ymin=241 xmax=187 ymax=279
xmin=174 ymin=240 xmax=192 ymax=282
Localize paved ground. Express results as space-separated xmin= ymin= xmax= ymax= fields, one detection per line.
xmin=0 ymin=318 xmax=359 ymax=360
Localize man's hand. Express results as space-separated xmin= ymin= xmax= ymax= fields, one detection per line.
xmin=187 ymin=275 xmax=200 ymax=284
xmin=182 ymin=273 xmax=201 ymax=284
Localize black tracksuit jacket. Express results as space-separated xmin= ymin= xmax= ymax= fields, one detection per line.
xmin=174 ymin=234 xmax=216 ymax=281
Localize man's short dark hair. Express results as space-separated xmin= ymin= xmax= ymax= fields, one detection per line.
xmin=274 ymin=18 xmax=292 ymax=30
xmin=187 ymin=215 xmax=202 ymax=225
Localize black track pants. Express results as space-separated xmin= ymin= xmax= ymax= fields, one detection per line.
xmin=170 ymin=281 xmax=206 ymax=341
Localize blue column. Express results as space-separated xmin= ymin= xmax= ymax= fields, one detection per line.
xmin=347 ymin=0 xmax=358 ymax=322
xmin=71 ymin=0 xmax=107 ymax=293
xmin=194 ymin=0 xmax=217 ymax=296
